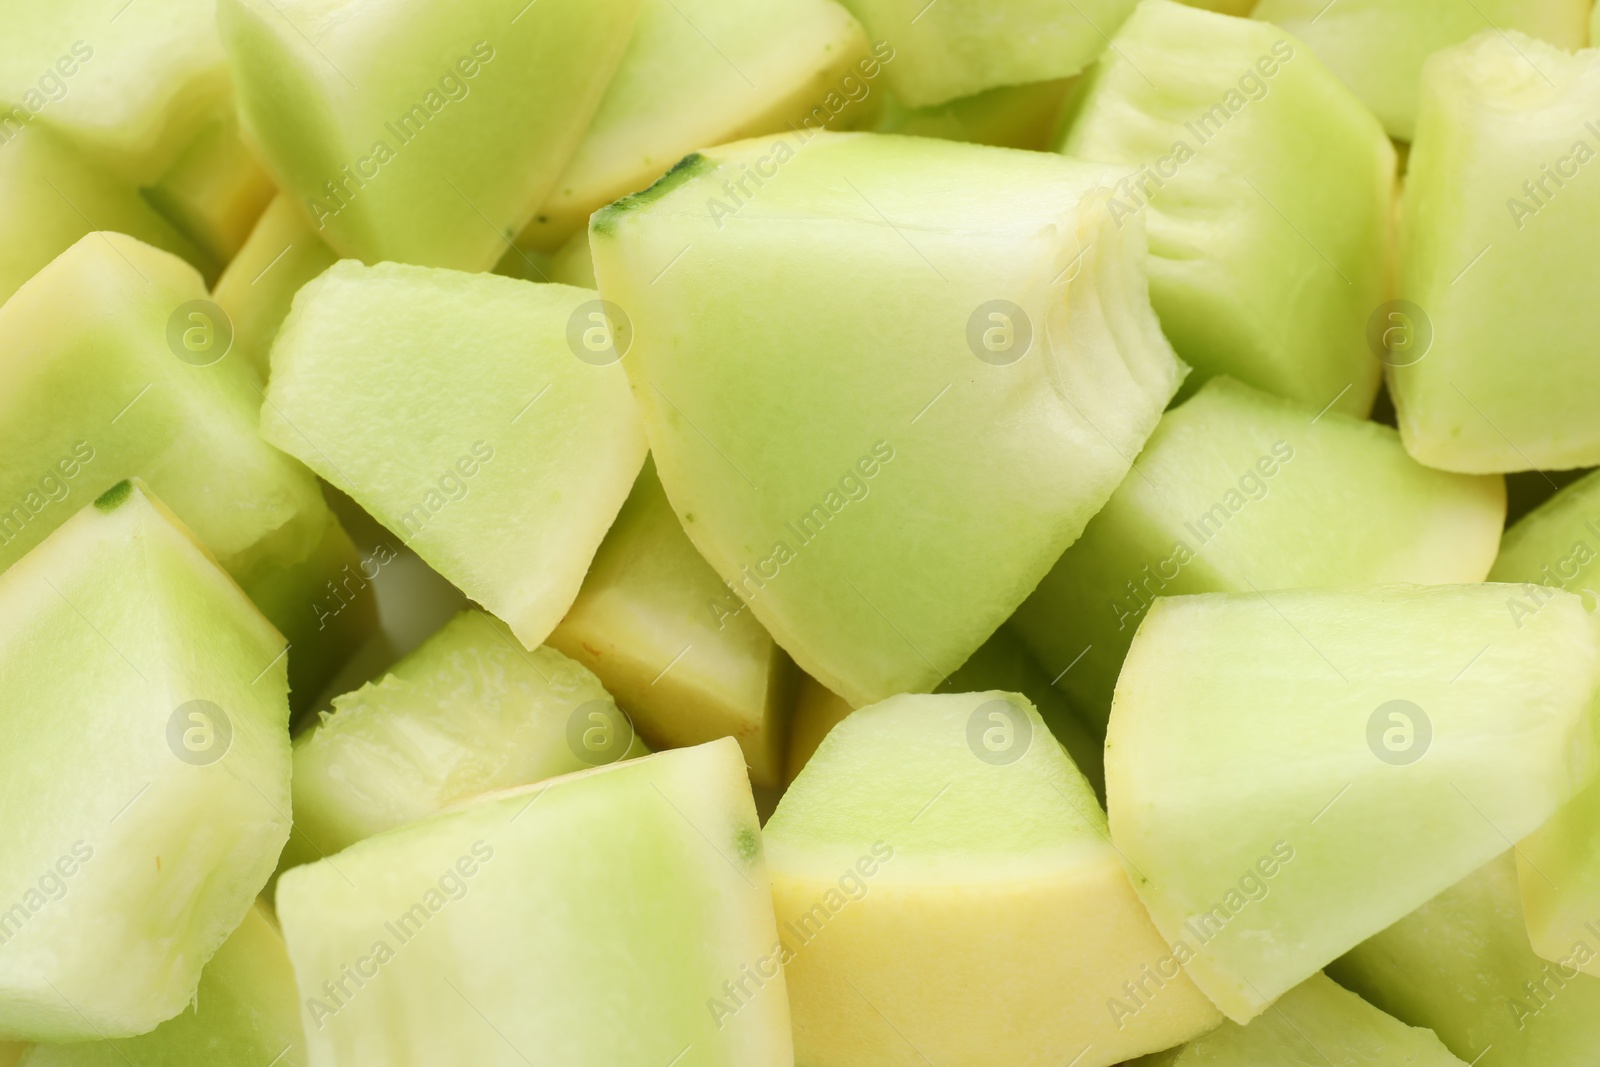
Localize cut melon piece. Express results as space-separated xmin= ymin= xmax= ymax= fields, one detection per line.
xmin=287 ymin=607 xmax=647 ymax=870
xmin=1390 ymin=32 xmax=1600 ymax=472
xmin=17 ymin=903 xmax=305 ymax=1067
xmin=766 ymin=691 xmax=1220 ymax=1067
xmin=1252 ymin=0 xmax=1589 ymax=140
xmin=142 ymin=116 xmax=276 ymax=271
xmin=592 ymin=131 xmax=1184 ymax=706
xmin=276 ymin=738 xmax=789 ymax=1065
xmin=1129 ymin=973 xmax=1465 ymax=1066
xmin=869 ymin=79 xmax=1075 ymax=151
xmin=1056 ymin=0 xmax=1394 ymax=416
xmin=834 ymin=0 xmax=1135 ymax=106
xmin=0 ymin=480 xmax=291 ymax=1041
xmin=1329 ymin=851 xmax=1600 ymax=1067
xmin=517 ymin=0 xmax=874 ymax=250
xmin=219 ymin=0 xmax=642 ymax=271
xmin=212 ymin=193 xmax=338 ymax=377
xmin=1108 ymin=584 xmax=1600 ymax=1022
xmin=784 ymin=674 xmax=856 ymax=786
xmin=1011 ymin=377 xmax=1505 ymax=731
xmin=261 ymin=260 xmax=647 ymax=651
xmin=549 ymin=459 xmax=793 ymax=788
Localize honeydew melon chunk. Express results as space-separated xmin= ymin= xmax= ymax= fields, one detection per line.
xmin=1108 ymin=584 xmax=1600 ymax=1022
xmin=517 ymin=0 xmax=874 ymax=250
xmin=287 ymin=607 xmax=646 ymax=871
xmin=219 ymin=0 xmax=642 ymax=271
xmin=1056 ymin=0 xmax=1393 ymax=417
xmin=1129 ymin=973 xmax=1465 ymax=1066
xmin=18 ymin=904 xmax=305 ymax=1067
xmin=766 ymin=691 xmax=1220 ymax=1067
xmin=212 ymin=193 xmax=337 ymax=378
xmin=548 ymin=460 xmax=792 ymax=788
xmin=0 ymin=480 xmax=291 ymax=1041
xmin=784 ymin=675 xmax=856 ymax=786
xmin=834 ymin=0 xmax=1135 ymax=107
xmin=141 ymin=117 xmax=276 ymax=270
xmin=1011 ymin=377 xmax=1505 ymax=731
xmin=1252 ymin=0 xmax=1588 ymax=141
xmin=591 ymin=130 xmax=1184 ymax=706
xmin=276 ymin=738 xmax=789 ymax=1066
xmin=1389 ymin=32 xmax=1600 ymax=473
xmin=1329 ymin=852 xmax=1600 ymax=1067
xmin=261 ymin=261 xmax=646 ymax=651
xmin=869 ymin=79 xmax=1075 ymax=151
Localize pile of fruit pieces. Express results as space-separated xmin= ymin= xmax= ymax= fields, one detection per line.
xmin=8 ymin=0 xmax=1600 ymax=1063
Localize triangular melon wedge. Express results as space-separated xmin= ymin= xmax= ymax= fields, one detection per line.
xmin=0 ymin=481 xmax=291 ymax=1041
xmin=1011 ymin=377 xmax=1505 ymax=732
xmin=1251 ymin=0 xmax=1589 ymax=140
xmin=17 ymin=903 xmax=305 ymax=1067
xmin=591 ymin=130 xmax=1184 ymax=707
xmin=276 ymin=738 xmax=789 ymax=1065
xmin=261 ymin=260 xmax=648 ymax=652
xmin=218 ymin=0 xmax=642 ymax=270
xmin=1329 ymin=852 xmax=1600 ymax=1067
xmin=518 ymin=0 xmax=874 ymax=250
xmin=213 ymin=194 xmax=338 ymax=378
xmin=548 ymin=459 xmax=794 ymax=788
xmin=1055 ymin=0 xmax=1395 ymax=416
xmin=1390 ymin=32 xmax=1600 ymax=472
xmin=286 ymin=608 xmax=647 ymax=871
xmin=1108 ymin=584 xmax=1600 ymax=1022
xmin=1129 ymin=973 xmax=1464 ymax=1066
xmin=765 ymin=691 xmax=1221 ymax=1067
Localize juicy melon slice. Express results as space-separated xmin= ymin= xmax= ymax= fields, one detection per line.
xmin=1108 ymin=584 xmax=1600 ymax=1022
xmin=276 ymin=738 xmax=789 ymax=1066
xmin=591 ymin=130 xmax=1184 ymax=707
xmin=212 ymin=194 xmax=338 ymax=378
xmin=219 ymin=0 xmax=641 ymax=271
xmin=548 ymin=459 xmax=793 ymax=788
xmin=287 ymin=608 xmax=647 ymax=870
xmin=0 ymin=481 xmax=291 ymax=1041
xmin=1390 ymin=32 xmax=1600 ymax=472
xmin=1011 ymin=377 xmax=1505 ymax=731
xmin=261 ymin=261 xmax=647 ymax=652
xmin=17 ymin=903 xmax=305 ymax=1067
xmin=1056 ymin=0 xmax=1394 ymax=416
xmin=1329 ymin=852 xmax=1600 ymax=1067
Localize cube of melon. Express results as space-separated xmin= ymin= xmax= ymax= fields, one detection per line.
xmin=0 ymin=481 xmax=291 ymax=1041
xmin=261 ymin=261 xmax=647 ymax=652
xmin=276 ymin=738 xmax=790 ymax=1065
xmin=591 ymin=131 xmax=1184 ymax=707
xmin=141 ymin=117 xmax=275 ymax=270
xmin=1329 ymin=852 xmax=1600 ymax=1066
xmin=1109 ymin=584 xmax=1600 ymax=1022
xmin=17 ymin=903 xmax=304 ymax=1066
xmin=1056 ymin=0 xmax=1395 ymax=416
xmin=219 ymin=0 xmax=642 ymax=271
xmin=766 ymin=691 xmax=1221 ymax=1067
xmin=1011 ymin=377 xmax=1505 ymax=731
xmin=1390 ymin=32 xmax=1600 ymax=472
xmin=212 ymin=194 xmax=338 ymax=378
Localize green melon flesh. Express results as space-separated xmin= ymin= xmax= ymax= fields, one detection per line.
xmin=261 ymin=260 xmax=648 ymax=652
xmin=1329 ymin=852 xmax=1600 ymax=1067
xmin=1252 ymin=0 xmax=1589 ymax=141
xmin=591 ymin=130 xmax=1184 ymax=707
xmin=1056 ymin=0 xmax=1394 ymax=417
xmin=1129 ymin=973 xmax=1464 ymax=1066
xmin=1109 ymin=583 xmax=1600 ymax=1022
xmin=212 ymin=193 xmax=338 ymax=378
xmin=784 ymin=674 xmax=856 ymax=786
xmin=141 ymin=116 xmax=275 ymax=271
xmin=1391 ymin=32 xmax=1600 ymax=473
xmin=1011 ymin=377 xmax=1505 ymax=731
xmin=276 ymin=738 xmax=788 ymax=1065
xmin=518 ymin=0 xmax=873 ymax=250
xmin=869 ymin=79 xmax=1076 ymax=151
xmin=548 ymin=459 xmax=793 ymax=788
xmin=18 ymin=903 xmax=305 ymax=1067
xmin=766 ymin=691 xmax=1220 ymax=1067
xmin=287 ymin=608 xmax=647 ymax=870
xmin=219 ymin=0 xmax=641 ymax=271
xmin=835 ymin=0 xmax=1134 ymax=107
xmin=0 ymin=481 xmax=291 ymax=1041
